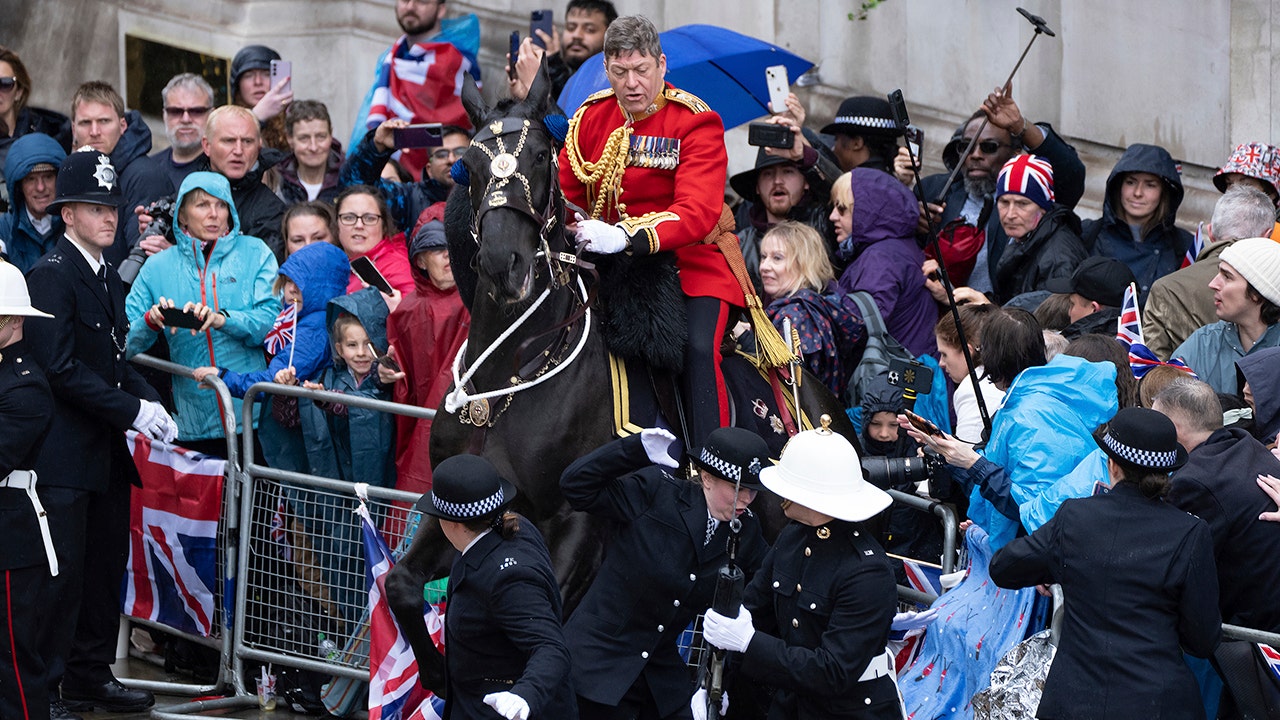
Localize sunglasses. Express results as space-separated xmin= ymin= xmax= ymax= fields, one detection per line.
xmin=164 ymin=105 xmax=211 ymax=119
xmin=0 ymin=77 xmax=18 ymax=92
xmin=967 ymin=139 xmax=1014 ymax=156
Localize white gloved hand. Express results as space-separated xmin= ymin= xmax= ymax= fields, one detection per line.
xmin=152 ymin=403 xmax=179 ymax=444
xmin=890 ymin=607 xmax=938 ymax=632
xmin=640 ymin=427 xmax=679 ymax=468
xmin=690 ymin=687 xmax=729 ymax=720
xmin=703 ymin=606 xmax=755 ymax=653
xmin=482 ymin=691 xmax=530 ymax=720
xmin=574 ymin=214 xmax=628 ymax=254
xmin=132 ymin=400 xmax=158 ymax=437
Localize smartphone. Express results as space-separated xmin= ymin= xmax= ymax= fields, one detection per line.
xmin=747 ymin=122 xmax=794 ymax=149
xmin=351 ymin=256 xmax=395 ymax=296
xmin=392 ymin=123 xmax=444 ymax=149
xmin=369 ymin=342 xmax=401 ymax=372
xmin=160 ymin=306 xmax=205 ymax=330
xmin=905 ymin=124 xmax=924 ymax=162
xmin=530 ymin=10 xmax=554 ymax=49
xmin=903 ymin=408 xmax=942 ymax=437
xmin=765 ymin=64 xmax=789 ymax=114
xmin=269 ymin=59 xmax=291 ymax=95
xmin=508 ymin=31 xmax=521 ymax=80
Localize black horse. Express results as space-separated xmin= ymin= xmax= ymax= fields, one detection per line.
xmin=386 ymin=63 xmax=863 ymax=680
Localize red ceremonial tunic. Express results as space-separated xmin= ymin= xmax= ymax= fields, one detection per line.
xmin=559 ymin=85 xmax=744 ymax=307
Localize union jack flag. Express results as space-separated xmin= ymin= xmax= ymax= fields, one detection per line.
xmin=1182 ymin=222 xmax=1207 ymax=269
xmin=1260 ymin=643 xmax=1280 ymax=682
xmin=123 ymin=432 xmax=223 ymax=637
xmin=269 ymin=495 xmax=293 ymax=562
xmin=1115 ymin=283 xmax=1196 ymax=379
xmin=363 ymin=501 xmax=447 ymax=720
xmin=264 ymin=301 xmax=297 ymax=356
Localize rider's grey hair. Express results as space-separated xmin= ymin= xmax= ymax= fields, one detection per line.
xmin=603 ymin=15 xmax=663 ymax=59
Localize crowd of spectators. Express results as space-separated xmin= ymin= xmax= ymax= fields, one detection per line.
xmin=3 ymin=0 xmax=1280 ymax=718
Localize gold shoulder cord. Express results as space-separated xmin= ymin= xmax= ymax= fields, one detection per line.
xmin=566 ymin=107 xmax=633 ymax=220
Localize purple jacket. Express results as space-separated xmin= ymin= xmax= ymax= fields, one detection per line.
xmin=835 ymin=168 xmax=937 ymax=357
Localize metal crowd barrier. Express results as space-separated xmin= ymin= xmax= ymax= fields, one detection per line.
xmin=886 ymin=488 xmax=960 ymax=605
xmin=120 ymin=353 xmax=240 ymax=702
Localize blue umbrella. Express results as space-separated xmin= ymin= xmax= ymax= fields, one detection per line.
xmin=557 ymin=25 xmax=814 ymax=129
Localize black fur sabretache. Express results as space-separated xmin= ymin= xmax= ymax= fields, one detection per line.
xmin=595 ymin=252 xmax=687 ymax=373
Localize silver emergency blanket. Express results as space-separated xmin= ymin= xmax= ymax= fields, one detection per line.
xmin=971 ymin=629 xmax=1056 ymax=719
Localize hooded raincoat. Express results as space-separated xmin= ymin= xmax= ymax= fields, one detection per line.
xmin=125 ymin=172 xmax=279 ymax=441
xmin=0 ymin=133 xmax=65 ymax=272
xmin=953 ymin=354 xmax=1119 ymax=550
xmin=835 ymin=168 xmax=937 ymax=357
xmin=1083 ymin=144 xmax=1193 ymax=303
xmin=1237 ymin=346 xmax=1280 ymax=445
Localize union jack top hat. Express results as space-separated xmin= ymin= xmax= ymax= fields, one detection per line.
xmin=995 ymin=154 xmax=1055 ymax=211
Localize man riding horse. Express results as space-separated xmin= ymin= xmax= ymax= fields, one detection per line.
xmin=562 ymin=14 xmax=742 ymax=451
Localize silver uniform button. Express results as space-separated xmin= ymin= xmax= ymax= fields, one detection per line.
xmin=791 ymin=618 xmax=799 ymax=628
xmin=810 ymin=603 xmax=817 ymax=610
xmin=853 ymin=530 xmax=860 ymax=536
xmin=689 ymin=573 xmax=697 ymax=581
xmin=865 ymin=698 xmax=871 ymax=705
xmin=641 ymin=651 xmax=649 ymax=659
xmin=657 ymin=625 xmax=664 ymax=632
xmin=772 ymin=581 xmax=780 ymax=588
xmin=673 ymin=599 xmax=680 ymax=607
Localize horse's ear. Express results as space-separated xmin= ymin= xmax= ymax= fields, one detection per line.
xmin=461 ymin=73 xmax=488 ymax=130
xmin=523 ymin=56 xmax=553 ymax=116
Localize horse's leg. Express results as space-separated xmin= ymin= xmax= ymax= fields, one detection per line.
xmin=386 ymin=519 xmax=453 ymax=694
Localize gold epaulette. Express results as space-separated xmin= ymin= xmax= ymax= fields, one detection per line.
xmin=582 ymin=87 xmax=617 ymax=106
xmin=663 ymin=88 xmax=711 ymax=114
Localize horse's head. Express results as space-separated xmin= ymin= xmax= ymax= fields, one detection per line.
xmin=458 ymin=63 xmax=565 ymax=304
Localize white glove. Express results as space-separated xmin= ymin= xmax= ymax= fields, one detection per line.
xmin=132 ymin=400 xmax=158 ymax=438
xmin=691 ymin=687 xmax=729 ymax=720
xmin=574 ymin=214 xmax=628 ymax=254
xmin=890 ymin=607 xmax=938 ymax=632
xmin=482 ymin=691 xmax=530 ymax=720
xmin=640 ymin=427 xmax=679 ymax=468
xmin=703 ymin=606 xmax=755 ymax=653
xmin=153 ymin=403 xmax=179 ymax=443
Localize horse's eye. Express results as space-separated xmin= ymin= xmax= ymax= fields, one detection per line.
xmin=536 ymin=150 xmax=548 ymax=163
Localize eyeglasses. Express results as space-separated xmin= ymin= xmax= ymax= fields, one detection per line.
xmin=338 ymin=213 xmax=382 ymax=227
xmin=164 ymin=106 xmax=211 ymax=119
xmin=431 ymin=147 xmax=466 ymax=161
xmin=0 ymin=77 xmax=18 ymax=92
xmin=968 ymin=139 xmax=1014 ymax=156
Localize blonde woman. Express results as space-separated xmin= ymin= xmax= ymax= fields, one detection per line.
xmin=759 ymin=221 xmax=864 ymax=399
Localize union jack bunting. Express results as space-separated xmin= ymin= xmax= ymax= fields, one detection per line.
xmin=1116 ymin=283 xmax=1196 ymax=379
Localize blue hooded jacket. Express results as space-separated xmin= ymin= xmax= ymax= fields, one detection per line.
xmin=124 ymin=171 xmax=279 ymax=440
xmin=955 ymin=354 xmax=1118 ymax=550
xmin=220 ymin=241 xmax=350 ymax=397
xmin=836 ymin=168 xmax=938 ymax=357
xmin=0 ymin=133 xmax=66 ymax=272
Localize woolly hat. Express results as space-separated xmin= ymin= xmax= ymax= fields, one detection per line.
xmin=1219 ymin=237 xmax=1280 ymax=306
xmin=1213 ymin=142 xmax=1280 ymax=201
xmin=995 ymin=154 xmax=1055 ymax=211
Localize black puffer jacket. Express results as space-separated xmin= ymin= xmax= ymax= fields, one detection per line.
xmin=994 ymin=204 xmax=1087 ymax=303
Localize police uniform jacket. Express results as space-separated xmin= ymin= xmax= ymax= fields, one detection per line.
xmin=740 ymin=519 xmax=901 ymax=720
xmin=559 ymin=85 xmax=744 ymax=307
xmin=560 ymin=434 xmax=768 ymax=714
xmin=23 ymin=236 xmax=158 ymax=492
xmin=990 ymin=481 xmax=1221 ymax=720
xmin=0 ymin=338 xmax=53 ymax=570
xmin=438 ymin=517 xmax=576 ymax=720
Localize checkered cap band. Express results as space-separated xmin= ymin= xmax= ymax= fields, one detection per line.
xmin=431 ymin=488 xmax=506 ymax=519
xmin=699 ymin=447 xmax=741 ymax=482
xmin=832 ymin=115 xmax=897 ymax=130
xmin=1102 ymin=432 xmax=1177 ymax=469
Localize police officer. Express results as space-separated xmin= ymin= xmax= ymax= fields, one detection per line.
xmin=560 ymin=426 xmax=771 ymax=719
xmin=23 ymin=150 xmax=177 ymax=718
xmin=703 ymin=417 xmax=904 ymax=720
xmin=0 ymin=260 xmax=59 ymax=720
xmin=416 ymin=454 xmax=576 ymax=720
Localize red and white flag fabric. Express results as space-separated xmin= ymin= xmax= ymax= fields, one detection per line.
xmin=1260 ymin=643 xmax=1280 ymax=682
xmin=123 ymin=432 xmax=224 ymax=637
xmin=362 ymin=500 xmax=447 ymax=720
xmin=1115 ymin=282 xmax=1196 ymax=379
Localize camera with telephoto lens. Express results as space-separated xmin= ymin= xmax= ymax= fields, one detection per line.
xmin=861 ymin=449 xmax=946 ymax=490
xmin=119 ymin=196 xmax=175 ymax=285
